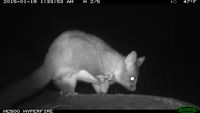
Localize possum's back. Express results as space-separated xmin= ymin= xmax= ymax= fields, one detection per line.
xmin=45 ymin=31 xmax=117 ymax=76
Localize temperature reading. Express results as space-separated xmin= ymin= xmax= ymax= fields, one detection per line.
xmin=183 ymin=0 xmax=197 ymax=3
xmin=82 ymin=0 xmax=100 ymax=4
xmin=90 ymin=0 xmax=100 ymax=4
xmin=171 ymin=0 xmax=177 ymax=4
xmin=66 ymin=0 xmax=73 ymax=3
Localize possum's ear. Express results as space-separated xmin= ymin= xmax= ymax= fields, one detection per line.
xmin=136 ymin=56 xmax=145 ymax=67
xmin=125 ymin=51 xmax=137 ymax=68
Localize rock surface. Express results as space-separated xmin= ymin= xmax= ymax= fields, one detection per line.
xmin=16 ymin=90 xmax=197 ymax=109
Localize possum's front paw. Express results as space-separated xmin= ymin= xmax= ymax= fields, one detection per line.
xmin=59 ymin=91 xmax=66 ymax=96
xmin=97 ymin=73 xmax=114 ymax=83
xmin=65 ymin=92 xmax=78 ymax=96
xmin=59 ymin=91 xmax=78 ymax=96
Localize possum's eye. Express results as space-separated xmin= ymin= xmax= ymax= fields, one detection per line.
xmin=130 ymin=76 xmax=135 ymax=82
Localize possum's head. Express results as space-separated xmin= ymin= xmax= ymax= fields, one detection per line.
xmin=118 ymin=51 xmax=145 ymax=91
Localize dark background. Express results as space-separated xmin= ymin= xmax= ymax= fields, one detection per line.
xmin=1 ymin=3 xmax=199 ymax=106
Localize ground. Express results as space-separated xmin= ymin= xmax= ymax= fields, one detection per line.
xmin=16 ymin=90 xmax=197 ymax=109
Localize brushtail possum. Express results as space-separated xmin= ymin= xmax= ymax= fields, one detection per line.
xmin=0 ymin=30 xmax=145 ymax=108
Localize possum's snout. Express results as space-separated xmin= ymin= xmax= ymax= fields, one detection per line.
xmin=125 ymin=83 xmax=136 ymax=91
xmin=129 ymin=85 xmax=136 ymax=91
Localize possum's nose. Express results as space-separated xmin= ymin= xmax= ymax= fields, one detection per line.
xmin=126 ymin=84 xmax=136 ymax=91
xmin=129 ymin=86 xmax=136 ymax=91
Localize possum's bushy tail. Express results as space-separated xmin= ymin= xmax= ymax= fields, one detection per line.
xmin=0 ymin=64 xmax=53 ymax=109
